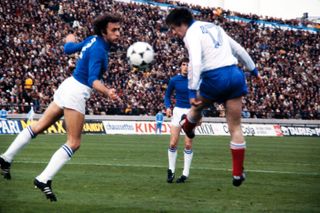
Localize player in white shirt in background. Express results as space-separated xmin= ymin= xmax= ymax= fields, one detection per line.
xmin=165 ymin=8 xmax=262 ymax=187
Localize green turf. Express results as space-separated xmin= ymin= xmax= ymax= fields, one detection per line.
xmin=0 ymin=135 xmax=319 ymax=212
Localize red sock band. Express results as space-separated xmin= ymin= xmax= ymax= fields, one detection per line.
xmin=231 ymin=148 xmax=245 ymax=176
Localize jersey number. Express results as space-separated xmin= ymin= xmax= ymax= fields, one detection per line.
xmin=200 ymin=24 xmax=222 ymax=48
xmin=79 ymin=37 xmax=96 ymax=59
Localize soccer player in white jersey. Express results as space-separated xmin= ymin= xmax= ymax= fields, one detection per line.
xmin=164 ymin=58 xmax=193 ymax=183
xmin=165 ymin=8 xmax=262 ymax=187
xmin=0 ymin=13 xmax=121 ymax=201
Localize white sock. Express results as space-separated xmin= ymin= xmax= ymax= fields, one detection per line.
xmin=36 ymin=144 xmax=73 ymax=183
xmin=230 ymin=141 xmax=246 ymax=149
xmin=1 ymin=127 xmax=34 ymax=163
xmin=183 ymin=149 xmax=193 ymax=177
xmin=168 ymin=147 xmax=177 ymax=173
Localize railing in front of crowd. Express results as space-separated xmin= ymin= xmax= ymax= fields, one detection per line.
xmin=6 ymin=114 xmax=320 ymax=127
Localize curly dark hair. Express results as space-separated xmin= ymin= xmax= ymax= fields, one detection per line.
xmin=93 ymin=13 xmax=122 ymax=36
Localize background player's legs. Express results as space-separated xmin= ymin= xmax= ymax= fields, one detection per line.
xmin=225 ymin=96 xmax=246 ymax=186
xmin=0 ymin=102 xmax=63 ymax=179
xmin=156 ymin=123 xmax=162 ymax=134
xmin=159 ymin=123 xmax=162 ymax=134
xmin=182 ymin=136 xmax=193 ymax=177
xmin=176 ymin=136 xmax=193 ymax=183
xmin=167 ymin=126 xmax=180 ymax=183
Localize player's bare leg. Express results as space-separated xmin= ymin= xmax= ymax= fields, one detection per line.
xmin=180 ymin=97 xmax=211 ymax=138
xmin=63 ymin=108 xmax=84 ymax=151
xmin=31 ymin=102 xmax=64 ymax=134
xmin=34 ymin=108 xmax=84 ymax=201
xmin=167 ymin=126 xmax=180 ymax=183
xmin=0 ymin=102 xmax=63 ymax=180
xmin=226 ymin=96 xmax=246 ymax=186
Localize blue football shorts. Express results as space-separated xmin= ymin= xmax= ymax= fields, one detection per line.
xmin=199 ymin=65 xmax=248 ymax=103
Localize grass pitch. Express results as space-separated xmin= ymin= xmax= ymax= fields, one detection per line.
xmin=0 ymin=135 xmax=319 ymax=212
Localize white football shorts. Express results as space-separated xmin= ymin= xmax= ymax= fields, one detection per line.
xmin=54 ymin=76 xmax=92 ymax=115
xmin=171 ymin=107 xmax=190 ymax=127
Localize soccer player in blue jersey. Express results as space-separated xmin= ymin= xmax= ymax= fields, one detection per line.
xmin=164 ymin=58 xmax=193 ymax=183
xmin=155 ymin=111 xmax=164 ymax=134
xmin=166 ymin=8 xmax=262 ymax=187
xmin=0 ymin=13 xmax=121 ymax=201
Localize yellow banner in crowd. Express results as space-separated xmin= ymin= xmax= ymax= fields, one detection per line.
xmin=20 ymin=120 xmax=104 ymax=134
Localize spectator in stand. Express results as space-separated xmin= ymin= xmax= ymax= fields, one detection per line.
xmin=242 ymin=107 xmax=251 ymax=118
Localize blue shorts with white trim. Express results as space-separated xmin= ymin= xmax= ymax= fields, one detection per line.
xmin=199 ymin=65 xmax=248 ymax=103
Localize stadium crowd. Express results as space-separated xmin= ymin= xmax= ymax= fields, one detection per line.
xmin=0 ymin=0 xmax=319 ymax=119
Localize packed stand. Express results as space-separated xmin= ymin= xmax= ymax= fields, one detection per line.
xmin=0 ymin=0 xmax=319 ymax=119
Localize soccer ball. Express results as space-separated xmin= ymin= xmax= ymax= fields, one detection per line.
xmin=127 ymin=42 xmax=154 ymax=68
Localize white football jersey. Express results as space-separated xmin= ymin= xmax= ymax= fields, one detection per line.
xmin=183 ymin=21 xmax=255 ymax=90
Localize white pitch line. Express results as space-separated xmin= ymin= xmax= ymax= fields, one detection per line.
xmin=14 ymin=160 xmax=320 ymax=176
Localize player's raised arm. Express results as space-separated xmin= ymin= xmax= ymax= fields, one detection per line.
xmin=226 ymin=32 xmax=260 ymax=78
xmin=63 ymin=34 xmax=86 ymax=55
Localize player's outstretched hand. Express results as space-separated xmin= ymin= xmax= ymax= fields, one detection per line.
xmin=251 ymin=68 xmax=263 ymax=86
xmin=253 ymin=74 xmax=263 ymax=86
xmin=65 ymin=34 xmax=76 ymax=43
xmin=166 ymin=108 xmax=172 ymax=118
xmin=107 ymin=88 xmax=119 ymax=100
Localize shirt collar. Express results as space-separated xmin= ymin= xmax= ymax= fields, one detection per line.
xmin=189 ymin=19 xmax=195 ymax=27
xmin=96 ymin=36 xmax=110 ymax=51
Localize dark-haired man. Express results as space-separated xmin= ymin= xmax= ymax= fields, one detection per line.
xmin=166 ymin=8 xmax=261 ymax=187
xmin=0 ymin=13 xmax=121 ymax=201
xmin=164 ymin=58 xmax=193 ymax=183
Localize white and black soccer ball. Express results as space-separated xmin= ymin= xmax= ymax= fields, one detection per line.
xmin=127 ymin=42 xmax=154 ymax=68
